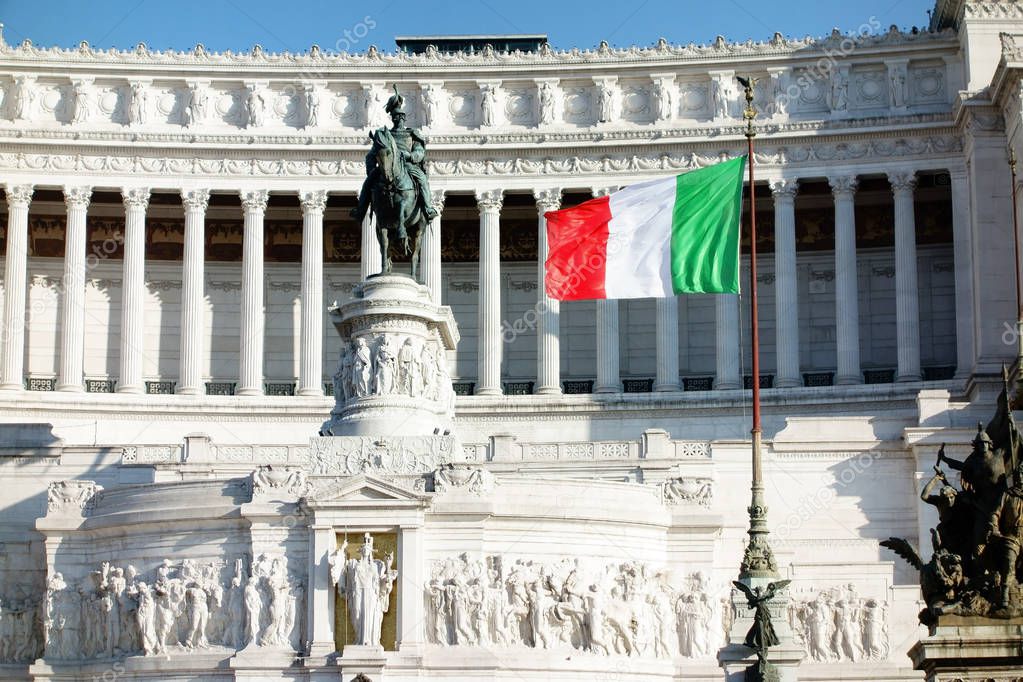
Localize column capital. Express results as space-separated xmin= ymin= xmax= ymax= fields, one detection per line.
xmin=121 ymin=187 xmax=151 ymax=210
xmin=475 ymin=189 xmax=503 ymax=213
xmin=4 ymin=184 xmax=34 ymax=208
xmin=591 ymin=186 xmax=618 ymax=197
xmin=887 ymin=169 xmax=918 ymax=194
xmin=240 ymin=189 xmax=269 ymax=212
xmin=63 ymin=186 xmax=92 ymax=210
xmin=430 ymin=189 xmax=446 ymax=212
xmin=828 ymin=175 xmax=858 ymax=198
xmin=299 ymin=189 xmax=328 ymax=213
xmin=180 ymin=188 xmax=210 ymax=212
xmin=768 ymin=178 xmax=799 ymax=200
xmin=534 ymin=187 xmax=562 ymax=213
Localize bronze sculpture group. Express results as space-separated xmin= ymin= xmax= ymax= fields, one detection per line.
xmin=884 ymin=370 xmax=1023 ymax=622
xmin=352 ymin=86 xmax=437 ymax=279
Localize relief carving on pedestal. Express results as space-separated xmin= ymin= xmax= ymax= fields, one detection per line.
xmin=333 ymin=333 xmax=451 ymax=406
xmin=309 ymin=435 xmax=457 ymax=476
xmin=788 ymin=585 xmax=889 ymax=662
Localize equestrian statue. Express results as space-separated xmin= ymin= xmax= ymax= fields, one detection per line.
xmin=351 ymin=86 xmax=439 ymax=280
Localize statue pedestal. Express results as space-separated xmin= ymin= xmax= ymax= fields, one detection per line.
xmin=321 ymin=274 xmax=459 ymax=438
xmin=338 ymin=644 xmax=387 ymax=680
xmin=908 ymin=616 xmax=1023 ymax=682
xmin=718 ymin=581 xmax=804 ymax=682
xmin=718 ymin=642 xmax=804 ymax=682
xmin=230 ymin=648 xmax=303 ymax=681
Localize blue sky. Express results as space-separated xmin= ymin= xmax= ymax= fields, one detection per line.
xmin=0 ymin=0 xmax=935 ymax=53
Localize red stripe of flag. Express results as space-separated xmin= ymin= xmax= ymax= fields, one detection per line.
xmin=544 ymin=195 xmax=611 ymax=301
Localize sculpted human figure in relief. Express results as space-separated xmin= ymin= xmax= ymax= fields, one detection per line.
xmin=329 ymin=534 xmax=398 ymax=648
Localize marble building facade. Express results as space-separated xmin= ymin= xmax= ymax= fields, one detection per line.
xmin=1 ymin=0 xmax=1023 ymax=679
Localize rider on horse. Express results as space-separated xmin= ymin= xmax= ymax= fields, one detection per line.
xmin=351 ymin=87 xmax=439 ymax=231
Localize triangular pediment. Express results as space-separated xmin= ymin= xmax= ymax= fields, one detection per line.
xmin=305 ymin=473 xmax=431 ymax=508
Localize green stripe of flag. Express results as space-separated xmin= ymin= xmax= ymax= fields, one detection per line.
xmin=669 ymin=155 xmax=746 ymax=294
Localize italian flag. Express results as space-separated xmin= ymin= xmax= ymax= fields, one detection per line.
xmin=544 ymin=156 xmax=746 ymax=301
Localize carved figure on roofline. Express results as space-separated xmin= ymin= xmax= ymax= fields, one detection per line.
xmin=884 ymin=368 xmax=1023 ymax=622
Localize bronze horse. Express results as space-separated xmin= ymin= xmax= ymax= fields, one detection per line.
xmin=368 ymin=127 xmax=429 ymax=279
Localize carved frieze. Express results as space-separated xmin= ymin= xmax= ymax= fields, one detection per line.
xmin=43 ymin=555 xmax=304 ymax=660
xmin=307 ymin=435 xmax=457 ymax=476
xmin=426 ymin=554 xmax=727 ymax=658
xmin=789 ymin=585 xmax=889 ymax=662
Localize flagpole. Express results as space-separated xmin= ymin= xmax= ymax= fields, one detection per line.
xmin=737 ymin=75 xmax=778 ymax=582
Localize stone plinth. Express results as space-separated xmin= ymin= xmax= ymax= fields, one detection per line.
xmin=321 ymin=274 xmax=459 ymax=438
xmin=718 ymin=581 xmax=805 ymax=682
xmin=338 ymin=644 xmax=387 ymax=680
xmin=909 ymin=617 xmax=1023 ymax=682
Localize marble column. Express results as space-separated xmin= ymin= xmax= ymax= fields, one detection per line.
xmin=360 ymin=213 xmax=380 ymax=280
xmin=889 ymin=170 xmax=922 ymax=382
xmin=593 ymin=187 xmax=621 ymax=394
xmin=770 ymin=178 xmax=801 ymax=388
xmin=118 ymin=187 xmax=150 ymax=394
xmin=654 ymin=298 xmax=681 ymax=391
xmin=534 ymin=188 xmax=562 ymax=395
xmin=422 ymin=190 xmax=444 ymax=304
xmin=238 ymin=190 xmax=268 ymax=396
xmin=57 ymin=186 xmax=91 ymax=392
xmin=475 ymin=189 xmax=503 ymax=396
xmin=829 ymin=175 xmax=861 ymax=385
xmin=595 ymin=300 xmax=622 ymax=393
xmin=714 ymin=295 xmax=741 ymax=389
xmin=299 ymin=190 xmax=327 ymax=396
xmin=177 ymin=188 xmax=209 ymax=396
xmin=949 ymin=167 xmax=976 ymax=379
xmin=0 ymin=184 xmax=33 ymax=391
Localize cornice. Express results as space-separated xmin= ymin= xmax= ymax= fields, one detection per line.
xmin=0 ymin=112 xmax=955 ymax=152
xmin=933 ymin=0 xmax=1023 ymax=31
xmin=0 ymin=131 xmax=962 ymax=185
xmin=0 ymin=29 xmax=958 ymax=73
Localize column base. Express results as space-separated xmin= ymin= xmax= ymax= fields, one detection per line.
xmin=835 ymin=374 xmax=862 ymax=386
xmin=535 ymin=385 xmax=562 ymax=396
xmin=0 ymin=382 xmax=24 ymax=391
xmin=718 ymin=642 xmax=804 ymax=682
xmin=55 ymin=383 xmax=84 ymax=393
xmin=714 ymin=381 xmax=741 ymax=391
xmin=297 ymin=387 xmax=325 ymax=397
xmin=116 ymin=385 xmax=143 ymax=395
xmin=897 ymin=373 xmax=922 ymax=383
xmin=306 ymin=640 xmax=339 ymax=663
xmin=236 ymin=387 xmax=263 ymax=397
xmin=474 ymin=387 xmax=502 ymax=397
xmin=652 ymin=381 xmax=681 ymax=392
xmin=594 ymin=384 xmax=622 ymax=394
xmin=774 ymin=376 xmax=801 ymax=389
xmin=337 ymin=644 xmax=386 ymax=679
xmin=175 ymin=385 xmax=201 ymax=396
